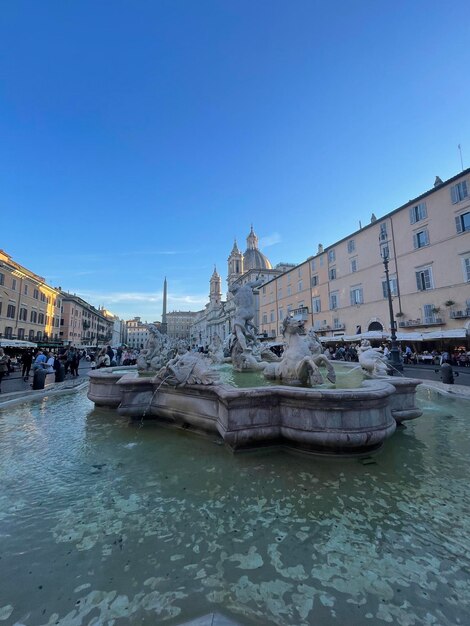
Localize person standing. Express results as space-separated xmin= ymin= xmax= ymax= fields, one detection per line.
xmin=22 ymin=350 xmax=33 ymax=380
xmin=0 ymin=348 xmax=9 ymax=392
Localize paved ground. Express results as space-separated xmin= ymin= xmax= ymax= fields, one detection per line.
xmin=0 ymin=359 xmax=93 ymax=395
xmin=402 ymin=362 xmax=470 ymax=386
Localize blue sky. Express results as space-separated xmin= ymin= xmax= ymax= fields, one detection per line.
xmin=1 ymin=0 xmax=469 ymax=321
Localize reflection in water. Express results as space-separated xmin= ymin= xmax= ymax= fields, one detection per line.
xmin=0 ymin=387 xmax=469 ymax=625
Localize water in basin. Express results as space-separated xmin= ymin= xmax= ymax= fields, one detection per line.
xmin=1 ymin=387 xmax=469 ymax=625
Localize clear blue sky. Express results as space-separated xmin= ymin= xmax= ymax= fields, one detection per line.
xmin=1 ymin=0 xmax=469 ymax=321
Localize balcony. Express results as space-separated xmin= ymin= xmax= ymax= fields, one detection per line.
xmin=450 ymin=309 xmax=470 ymax=319
xmin=398 ymin=318 xmax=445 ymax=328
xmin=316 ymin=322 xmax=346 ymax=333
xmin=292 ymin=306 xmax=309 ymax=321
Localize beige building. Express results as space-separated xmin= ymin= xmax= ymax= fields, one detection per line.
xmin=259 ymin=169 xmax=470 ymax=342
xmin=126 ymin=317 xmax=150 ymax=349
xmin=0 ymin=250 xmax=62 ymax=345
xmin=166 ymin=310 xmax=198 ymax=340
xmin=60 ymin=293 xmax=114 ymax=348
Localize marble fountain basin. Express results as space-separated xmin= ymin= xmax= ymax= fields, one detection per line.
xmin=87 ymin=369 xmax=422 ymax=456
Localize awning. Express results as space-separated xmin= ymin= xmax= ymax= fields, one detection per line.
xmin=319 ymin=329 xmax=468 ymax=343
xmin=0 ymin=339 xmax=38 ymax=348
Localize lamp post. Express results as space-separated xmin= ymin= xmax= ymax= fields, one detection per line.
xmin=381 ymin=248 xmax=403 ymax=373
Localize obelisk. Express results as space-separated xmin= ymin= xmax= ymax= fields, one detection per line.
xmin=161 ymin=277 xmax=168 ymax=334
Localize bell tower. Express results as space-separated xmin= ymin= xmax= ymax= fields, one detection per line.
xmin=227 ymin=239 xmax=243 ymax=287
xmin=209 ymin=266 xmax=222 ymax=307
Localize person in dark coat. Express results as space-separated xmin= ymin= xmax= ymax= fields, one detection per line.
xmin=22 ymin=350 xmax=33 ymax=380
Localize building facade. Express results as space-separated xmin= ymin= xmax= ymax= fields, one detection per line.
xmin=60 ymin=293 xmax=114 ymax=348
xmin=166 ymin=310 xmax=198 ymax=340
xmin=126 ymin=317 xmax=150 ymax=349
xmin=0 ymin=250 xmax=62 ymax=345
xmin=259 ymin=170 xmax=470 ymax=341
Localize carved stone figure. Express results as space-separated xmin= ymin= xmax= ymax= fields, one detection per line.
xmin=207 ymin=334 xmax=225 ymax=364
xmin=137 ymin=324 xmax=168 ymax=372
xmin=358 ymin=339 xmax=389 ymax=377
xmin=306 ymin=327 xmax=336 ymax=382
xmin=263 ymin=317 xmax=336 ymax=386
xmin=229 ymin=276 xmax=264 ymax=371
xmin=155 ymin=351 xmax=219 ymax=387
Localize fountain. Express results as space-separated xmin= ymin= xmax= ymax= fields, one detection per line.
xmin=88 ymin=291 xmax=422 ymax=455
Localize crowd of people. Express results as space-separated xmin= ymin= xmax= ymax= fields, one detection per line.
xmin=320 ymin=342 xmax=470 ymax=367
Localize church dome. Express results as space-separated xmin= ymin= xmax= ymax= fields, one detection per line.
xmin=243 ymin=226 xmax=272 ymax=271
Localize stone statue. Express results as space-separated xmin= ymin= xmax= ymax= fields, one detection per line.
xmin=358 ymin=339 xmax=389 ymax=377
xmin=137 ymin=324 xmax=168 ymax=372
xmin=306 ymin=327 xmax=336 ymax=382
xmin=229 ymin=276 xmax=264 ymax=371
xmin=263 ymin=317 xmax=336 ymax=386
xmin=155 ymin=349 xmax=219 ymax=387
xmin=207 ymin=334 xmax=225 ymax=364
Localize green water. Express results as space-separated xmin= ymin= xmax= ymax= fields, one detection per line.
xmin=215 ymin=362 xmax=365 ymax=389
xmin=0 ymin=387 xmax=469 ymax=625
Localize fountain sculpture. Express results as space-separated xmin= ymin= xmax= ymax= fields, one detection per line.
xmin=88 ymin=290 xmax=422 ymax=455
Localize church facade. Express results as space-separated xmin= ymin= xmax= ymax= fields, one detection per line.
xmin=190 ymin=226 xmax=293 ymax=348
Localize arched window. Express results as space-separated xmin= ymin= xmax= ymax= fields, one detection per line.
xmin=368 ymin=321 xmax=383 ymax=332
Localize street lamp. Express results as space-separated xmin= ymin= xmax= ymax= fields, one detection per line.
xmin=381 ymin=246 xmax=403 ymax=374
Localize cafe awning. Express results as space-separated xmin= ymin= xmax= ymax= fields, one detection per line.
xmin=0 ymin=339 xmax=38 ymax=348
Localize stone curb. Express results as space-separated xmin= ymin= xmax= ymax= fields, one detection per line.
xmin=0 ymin=380 xmax=89 ymax=409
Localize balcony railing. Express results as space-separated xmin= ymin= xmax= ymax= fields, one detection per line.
xmin=315 ymin=322 xmax=345 ymax=333
xmin=398 ymin=318 xmax=445 ymax=328
xmin=450 ymin=309 xmax=470 ymax=319
xmin=292 ymin=306 xmax=309 ymax=321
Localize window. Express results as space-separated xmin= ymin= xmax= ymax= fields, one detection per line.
xmin=270 ymin=310 xmax=275 ymax=322
xmin=298 ymin=268 xmax=302 ymax=277
xmin=382 ymin=277 xmax=398 ymax=298
xmin=298 ymin=281 xmax=303 ymax=292
xmin=312 ymin=297 xmax=321 ymax=313
xmin=24 ymin=284 xmax=28 ymax=295
xmin=423 ymin=304 xmax=437 ymax=324
xmin=462 ymin=257 xmax=470 ymax=282
xmin=278 ymin=287 xmax=282 ymax=299
xmin=6 ymin=304 xmax=16 ymax=318
xmin=38 ymin=312 xmax=45 ymax=324
xmin=30 ymin=310 xmax=38 ymax=323
xmin=413 ymin=229 xmax=429 ymax=249
xmin=350 ymin=287 xmax=363 ymax=305
xmin=351 ymin=259 xmax=358 ymax=273
xmin=347 ymin=239 xmax=355 ymax=254
xmin=287 ymin=285 xmax=292 ymax=296
xmin=455 ymin=212 xmax=470 ymax=233
xmin=329 ymin=268 xmax=336 ymax=280
xmin=319 ymin=256 xmax=324 ymax=267
xmin=40 ymin=292 xmax=46 ymax=302
xmin=451 ymin=180 xmax=468 ymax=204
xmin=12 ymin=278 xmax=17 ymax=290
xmin=416 ymin=267 xmax=434 ymax=291
xmin=19 ymin=307 xmax=27 ymax=321
xmin=409 ymin=202 xmax=427 ymax=224
xmin=0 ymin=273 xmax=4 ymax=286
xmin=262 ymin=313 xmax=268 ymax=325
xmin=279 ymin=308 xmax=284 ymax=320
xmin=379 ymin=223 xmax=388 ymax=241
xmin=29 ymin=329 xmax=35 ymax=340
xmin=18 ymin=328 xmax=25 ymax=340
xmin=311 ymin=275 xmax=318 ymax=287
xmin=311 ymin=259 xmax=316 ymax=271
xmin=328 ymin=249 xmax=336 ymax=263
xmin=33 ymin=288 xmax=39 ymax=299
xmin=4 ymin=327 xmax=13 ymax=339
xmin=330 ymin=292 xmax=338 ymax=310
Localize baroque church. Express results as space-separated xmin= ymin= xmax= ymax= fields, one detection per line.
xmin=190 ymin=226 xmax=294 ymax=348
